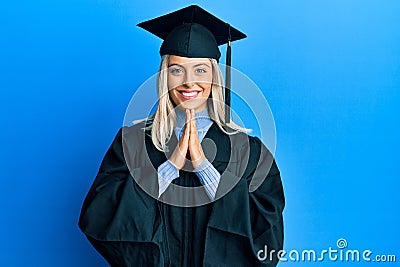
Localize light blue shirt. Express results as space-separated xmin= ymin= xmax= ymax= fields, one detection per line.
xmin=157 ymin=107 xmax=221 ymax=200
xmin=173 ymin=107 xmax=213 ymax=141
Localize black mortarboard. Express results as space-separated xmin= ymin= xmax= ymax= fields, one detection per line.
xmin=137 ymin=5 xmax=247 ymax=122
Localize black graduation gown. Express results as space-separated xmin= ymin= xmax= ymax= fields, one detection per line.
xmin=78 ymin=121 xmax=285 ymax=267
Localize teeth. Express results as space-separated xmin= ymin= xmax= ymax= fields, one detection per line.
xmin=181 ymin=91 xmax=198 ymax=97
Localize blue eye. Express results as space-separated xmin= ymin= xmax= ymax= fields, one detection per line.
xmin=170 ymin=68 xmax=183 ymax=74
xmin=196 ymin=68 xmax=207 ymax=74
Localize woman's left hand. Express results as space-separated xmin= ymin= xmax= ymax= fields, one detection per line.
xmin=188 ymin=109 xmax=207 ymax=169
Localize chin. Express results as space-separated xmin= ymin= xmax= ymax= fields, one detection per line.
xmin=176 ymin=100 xmax=207 ymax=112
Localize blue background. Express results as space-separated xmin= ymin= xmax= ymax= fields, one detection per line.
xmin=1 ymin=0 xmax=399 ymax=266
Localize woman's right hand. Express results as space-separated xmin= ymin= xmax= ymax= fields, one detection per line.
xmin=169 ymin=109 xmax=191 ymax=170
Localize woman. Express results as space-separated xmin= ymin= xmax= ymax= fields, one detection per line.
xmin=79 ymin=5 xmax=285 ymax=267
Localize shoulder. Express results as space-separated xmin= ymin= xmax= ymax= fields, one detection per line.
xmin=100 ymin=122 xmax=150 ymax=157
xmin=120 ymin=121 xmax=153 ymax=144
xmin=213 ymin=125 xmax=270 ymax=156
xmin=232 ymin=132 xmax=280 ymax=177
xmin=229 ymin=131 xmax=264 ymax=151
xmin=122 ymin=121 xmax=149 ymax=136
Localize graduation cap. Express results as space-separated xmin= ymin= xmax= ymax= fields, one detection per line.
xmin=137 ymin=5 xmax=246 ymax=123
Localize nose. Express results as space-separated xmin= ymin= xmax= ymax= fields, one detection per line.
xmin=183 ymin=71 xmax=195 ymax=88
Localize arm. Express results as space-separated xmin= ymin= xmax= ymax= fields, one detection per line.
xmin=204 ymin=136 xmax=285 ymax=267
xmin=193 ymin=158 xmax=221 ymax=201
xmin=157 ymin=159 xmax=179 ymax=197
xmin=78 ymin=127 xmax=164 ymax=266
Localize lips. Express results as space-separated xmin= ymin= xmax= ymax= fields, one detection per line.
xmin=178 ymin=90 xmax=201 ymax=100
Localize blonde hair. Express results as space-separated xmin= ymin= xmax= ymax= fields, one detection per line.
xmin=136 ymin=54 xmax=251 ymax=152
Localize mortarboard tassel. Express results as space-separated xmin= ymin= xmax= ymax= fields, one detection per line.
xmin=225 ymin=24 xmax=232 ymax=123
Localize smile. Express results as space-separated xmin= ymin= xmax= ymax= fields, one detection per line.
xmin=178 ymin=90 xmax=201 ymax=100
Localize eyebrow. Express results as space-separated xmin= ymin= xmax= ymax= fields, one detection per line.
xmin=168 ymin=63 xmax=211 ymax=68
xmin=193 ymin=63 xmax=211 ymax=68
xmin=168 ymin=63 xmax=184 ymax=68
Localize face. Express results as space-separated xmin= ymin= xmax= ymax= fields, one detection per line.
xmin=167 ymin=55 xmax=213 ymax=112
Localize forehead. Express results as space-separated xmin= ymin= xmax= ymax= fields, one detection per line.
xmin=168 ymin=55 xmax=210 ymax=66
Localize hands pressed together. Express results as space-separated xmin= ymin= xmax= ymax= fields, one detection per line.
xmin=169 ymin=109 xmax=207 ymax=170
